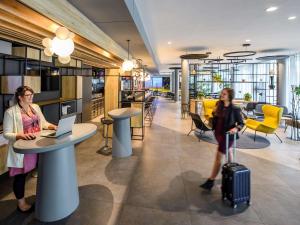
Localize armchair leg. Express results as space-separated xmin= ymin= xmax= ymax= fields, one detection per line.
xmin=187 ymin=129 xmax=193 ymax=136
xmin=274 ymin=133 xmax=283 ymax=143
xmin=242 ymin=127 xmax=247 ymax=134
xmin=254 ymin=130 xmax=256 ymax=142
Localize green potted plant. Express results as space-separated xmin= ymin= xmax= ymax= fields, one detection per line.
xmin=244 ymin=93 xmax=252 ymax=101
xmin=212 ymin=73 xmax=222 ymax=82
xmin=197 ymin=91 xmax=206 ymax=100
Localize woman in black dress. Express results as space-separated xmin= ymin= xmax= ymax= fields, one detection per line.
xmin=200 ymin=88 xmax=244 ymax=190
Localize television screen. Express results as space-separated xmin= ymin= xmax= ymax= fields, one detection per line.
xmin=92 ymin=77 xmax=104 ymax=94
xmin=41 ymin=67 xmax=60 ymax=91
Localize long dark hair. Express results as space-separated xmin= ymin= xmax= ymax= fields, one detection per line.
xmin=14 ymin=86 xmax=34 ymax=105
xmin=214 ymin=88 xmax=235 ymax=117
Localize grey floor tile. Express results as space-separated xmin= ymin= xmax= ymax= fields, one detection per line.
xmin=118 ymin=205 xmax=191 ymax=225
xmin=190 ymin=213 xmax=264 ymax=225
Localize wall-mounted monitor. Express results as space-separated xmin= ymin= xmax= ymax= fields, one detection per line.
xmin=92 ymin=77 xmax=104 ymax=94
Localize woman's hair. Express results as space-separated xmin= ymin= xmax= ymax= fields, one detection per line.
xmin=214 ymin=88 xmax=235 ymax=116
xmin=14 ymin=86 xmax=34 ymax=104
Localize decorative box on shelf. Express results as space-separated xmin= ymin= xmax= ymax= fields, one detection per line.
xmin=12 ymin=46 xmax=40 ymax=61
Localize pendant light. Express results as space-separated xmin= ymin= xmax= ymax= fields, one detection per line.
xmin=42 ymin=26 xmax=75 ymax=64
xmin=122 ymin=40 xmax=134 ymax=71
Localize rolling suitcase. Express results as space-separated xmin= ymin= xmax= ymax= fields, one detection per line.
xmin=221 ymin=132 xmax=251 ymax=208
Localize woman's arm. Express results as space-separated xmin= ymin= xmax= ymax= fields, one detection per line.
xmin=3 ymin=110 xmax=17 ymax=141
xmin=3 ymin=110 xmax=36 ymax=140
xmin=234 ymin=107 xmax=245 ymax=131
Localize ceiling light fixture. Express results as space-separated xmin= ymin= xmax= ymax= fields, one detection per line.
xmin=167 ymin=41 xmax=172 ymax=45
xmin=42 ymin=26 xmax=75 ymax=64
xmin=266 ymin=6 xmax=278 ymax=12
xmin=122 ymin=40 xmax=134 ymax=71
xmin=245 ymin=39 xmax=251 ymax=42
xmin=288 ymin=16 xmax=297 ymax=20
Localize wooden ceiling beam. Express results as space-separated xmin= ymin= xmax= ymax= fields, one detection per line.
xmin=0 ymin=0 xmax=122 ymax=67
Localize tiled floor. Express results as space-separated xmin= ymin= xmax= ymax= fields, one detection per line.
xmin=0 ymin=98 xmax=300 ymax=225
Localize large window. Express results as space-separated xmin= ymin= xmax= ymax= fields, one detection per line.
xmin=286 ymin=54 xmax=300 ymax=110
xmin=189 ymin=63 xmax=277 ymax=104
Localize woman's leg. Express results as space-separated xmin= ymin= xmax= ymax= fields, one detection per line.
xmin=209 ymin=151 xmax=224 ymax=180
xmin=13 ymin=173 xmax=32 ymax=210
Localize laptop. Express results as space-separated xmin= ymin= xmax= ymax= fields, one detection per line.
xmin=41 ymin=115 xmax=76 ymax=138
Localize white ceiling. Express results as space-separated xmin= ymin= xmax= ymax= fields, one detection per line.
xmin=67 ymin=0 xmax=158 ymax=73
xmin=134 ymin=0 xmax=300 ymax=72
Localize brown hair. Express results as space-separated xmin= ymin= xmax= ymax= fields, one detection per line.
xmin=214 ymin=88 xmax=235 ymax=116
xmin=14 ymin=86 xmax=34 ymax=104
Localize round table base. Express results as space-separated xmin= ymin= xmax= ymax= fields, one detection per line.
xmin=112 ymin=118 xmax=132 ymax=158
xmin=35 ymin=145 xmax=79 ymax=222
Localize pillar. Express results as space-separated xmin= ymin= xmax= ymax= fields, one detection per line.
xmin=171 ymin=71 xmax=175 ymax=93
xmin=174 ymin=69 xmax=180 ymax=101
xmin=277 ymin=59 xmax=287 ymax=106
xmin=181 ymin=59 xmax=189 ymax=105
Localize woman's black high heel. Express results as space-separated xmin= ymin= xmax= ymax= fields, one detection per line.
xmin=200 ymin=179 xmax=215 ymax=190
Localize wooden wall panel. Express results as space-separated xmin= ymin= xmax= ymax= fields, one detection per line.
xmin=104 ymin=74 xmax=119 ymax=137
xmin=76 ymin=76 xmax=83 ymax=99
xmin=24 ymin=76 xmax=41 ymax=93
xmin=61 ymin=76 xmax=76 ymax=99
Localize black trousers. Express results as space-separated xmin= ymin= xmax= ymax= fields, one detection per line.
xmin=13 ymin=173 xmax=28 ymax=199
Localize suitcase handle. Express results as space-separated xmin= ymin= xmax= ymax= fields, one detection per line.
xmin=226 ymin=131 xmax=237 ymax=163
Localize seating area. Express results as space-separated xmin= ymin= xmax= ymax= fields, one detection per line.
xmin=244 ymin=105 xmax=284 ymax=142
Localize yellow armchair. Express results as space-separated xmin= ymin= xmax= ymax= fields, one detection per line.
xmin=202 ymin=99 xmax=218 ymax=121
xmin=243 ymin=105 xmax=283 ymax=142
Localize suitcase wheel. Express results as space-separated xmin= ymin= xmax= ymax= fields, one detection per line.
xmin=247 ymin=200 xmax=251 ymax=206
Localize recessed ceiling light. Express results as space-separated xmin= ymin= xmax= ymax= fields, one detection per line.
xmin=288 ymin=16 xmax=297 ymax=20
xmin=245 ymin=39 xmax=251 ymax=42
xmin=167 ymin=41 xmax=172 ymax=45
xmin=266 ymin=6 xmax=278 ymax=12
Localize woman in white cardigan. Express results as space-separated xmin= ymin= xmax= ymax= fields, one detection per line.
xmin=3 ymin=86 xmax=57 ymax=213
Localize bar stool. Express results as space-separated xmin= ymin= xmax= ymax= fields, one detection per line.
xmin=97 ymin=117 xmax=113 ymax=155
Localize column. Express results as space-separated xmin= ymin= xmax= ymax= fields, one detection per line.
xmin=174 ymin=69 xmax=180 ymax=101
xmin=277 ymin=59 xmax=287 ymax=106
xmin=181 ymin=59 xmax=189 ymax=105
xmin=171 ymin=71 xmax=175 ymax=93
xmin=169 ymin=68 xmax=180 ymax=102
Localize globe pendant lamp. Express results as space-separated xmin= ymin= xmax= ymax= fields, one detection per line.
xmin=122 ymin=40 xmax=134 ymax=71
xmin=42 ymin=26 xmax=75 ymax=64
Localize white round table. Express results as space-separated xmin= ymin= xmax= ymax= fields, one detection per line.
xmin=13 ymin=123 xmax=97 ymax=222
xmin=108 ymin=108 xmax=141 ymax=158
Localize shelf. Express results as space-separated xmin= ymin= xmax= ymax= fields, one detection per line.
xmin=36 ymin=98 xmax=76 ymax=106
